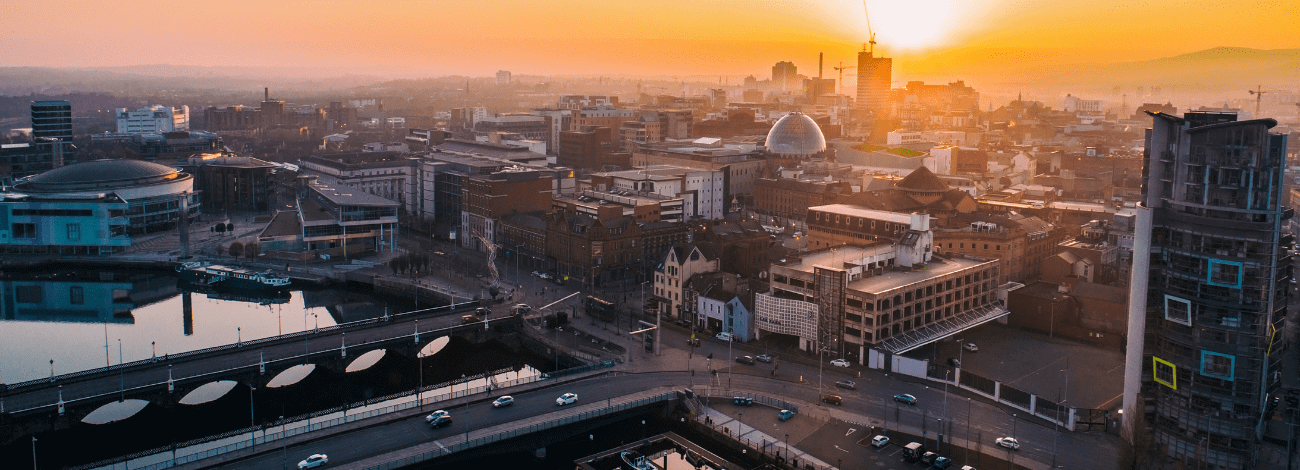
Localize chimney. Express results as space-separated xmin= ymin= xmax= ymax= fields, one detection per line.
xmin=818 ymin=52 xmax=823 ymax=79
xmin=264 ymin=87 xmax=269 ymax=101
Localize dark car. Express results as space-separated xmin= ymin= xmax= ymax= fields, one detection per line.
xmin=475 ymin=307 xmax=490 ymax=317
xmin=835 ymin=380 xmax=857 ymax=390
xmin=894 ymin=393 xmax=917 ymax=405
xmin=732 ymin=396 xmax=754 ymax=406
xmin=921 ymin=451 xmax=939 ymax=464
xmin=550 ymin=276 xmax=566 ymax=286
xmin=735 ymin=355 xmax=755 ymax=365
xmin=822 ymin=394 xmax=842 ymax=405
xmin=948 ymin=357 xmax=961 ymax=368
xmin=755 ymin=354 xmax=774 ymax=363
xmin=429 ymin=415 xmax=453 ymax=428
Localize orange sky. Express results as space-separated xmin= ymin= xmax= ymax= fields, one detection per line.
xmin=2 ymin=0 xmax=1297 ymax=78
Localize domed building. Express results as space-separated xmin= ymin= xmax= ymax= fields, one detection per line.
xmin=764 ymin=112 xmax=828 ymax=159
xmin=1 ymin=159 xmax=200 ymax=254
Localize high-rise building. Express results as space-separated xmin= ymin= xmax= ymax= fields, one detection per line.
xmin=855 ymin=45 xmax=891 ymax=116
xmin=772 ymin=61 xmax=798 ymax=91
xmin=1122 ymin=111 xmax=1290 ymax=469
xmin=31 ymin=100 xmax=73 ymax=141
xmin=496 ymin=70 xmax=512 ymax=85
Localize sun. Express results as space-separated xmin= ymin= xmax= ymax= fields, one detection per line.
xmin=842 ymin=0 xmax=988 ymax=51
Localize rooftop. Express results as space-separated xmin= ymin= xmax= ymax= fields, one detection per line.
xmin=783 ymin=247 xmax=991 ymax=295
xmin=308 ymin=178 xmax=400 ymax=207
xmin=808 ymin=204 xmax=915 ymax=224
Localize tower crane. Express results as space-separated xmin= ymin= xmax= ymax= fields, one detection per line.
xmin=833 ymin=62 xmax=856 ymax=95
xmin=1247 ymin=85 xmax=1288 ymax=116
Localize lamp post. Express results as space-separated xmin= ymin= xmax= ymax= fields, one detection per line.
xmin=1009 ymin=413 xmax=1017 ymax=469
xmin=280 ymin=415 xmax=287 ymax=470
xmin=727 ymin=334 xmax=734 ymax=390
xmin=941 ymin=369 xmax=951 ymax=452
xmin=1053 ymin=362 xmax=1070 ymax=469
xmin=249 ymin=385 xmax=257 ymax=449
xmin=31 ymin=436 xmax=36 ymax=470
xmin=965 ymin=397 xmax=972 ymax=466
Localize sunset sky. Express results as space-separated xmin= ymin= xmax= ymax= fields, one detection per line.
xmin=3 ymin=0 xmax=1297 ymax=78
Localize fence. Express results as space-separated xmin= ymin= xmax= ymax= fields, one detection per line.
xmin=85 ymin=361 xmax=613 ymax=470
xmin=361 ymin=391 xmax=678 ymax=470
xmin=690 ymin=387 xmax=800 ymax=415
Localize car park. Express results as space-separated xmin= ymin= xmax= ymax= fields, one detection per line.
xmin=715 ymin=332 xmax=734 ymax=341
xmin=298 ymin=454 xmax=329 ymax=469
xmin=871 ymin=435 xmax=890 ymax=448
xmin=735 ymin=355 xmax=755 ymax=365
xmin=835 ymin=380 xmax=856 ymax=390
xmin=755 ymin=354 xmax=773 ymax=363
xmin=830 ymin=358 xmax=850 ymax=367
xmin=732 ymin=396 xmax=754 ymax=406
xmin=893 ymin=393 xmax=917 ymax=405
xmin=821 ymin=394 xmax=842 ymax=405
xmin=777 ymin=409 xmax=795 ymax=421
xmin=425 ymin=409 xmax=450 ymax=423
xmin=963 ymin=342 xmax=979 ymax=352
xmin=995 ymin=437 xmax=1020 ymax=450
xmin=556 ymin=392 xmax=578 ymax=406
xmin=492 ymin=396 xmax=514 ymax=408
xmin=428 ymin=414 xmax=453 ymax=428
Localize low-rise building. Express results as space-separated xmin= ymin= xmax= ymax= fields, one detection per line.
xmin=653 ymin=243 xmax=720 ymax=323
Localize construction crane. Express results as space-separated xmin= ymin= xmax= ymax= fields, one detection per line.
xmin=863 ymin=0 xmax=877 ymax=55
xmin=1247 ymin=85 xmax=1288 ymax=116
xmin=833 ymin=62 xmax=856 ymax=95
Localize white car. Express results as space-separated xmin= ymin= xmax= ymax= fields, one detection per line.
xmin=830 ymin=358 xmax=851 ymax=367
xmin=556 ymin=392 xmax=578 ymax=406
xmin=425 ymin=409 xmax=449 ymax=423
xmin=492 ymin=395 xmax=514 ymax=408
xmin=871 ymin=435 xmax=890 ymax=448
xmin=715 ymin=332 xmax=734 ymax=341
xmin=963 ymin=342 xmax=979 ymax=352
xmin=298 ymin=454 xmax=329 ymax=469
xmin=995 ymin=437 xmax=1021 ymax=450
xmin=512 ymin=303 xmax=532 ymax=313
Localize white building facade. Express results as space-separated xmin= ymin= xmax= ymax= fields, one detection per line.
xmin=116 ymin=105 xmax=189 ymax=134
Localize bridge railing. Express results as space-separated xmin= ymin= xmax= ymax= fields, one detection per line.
xmin=84 ymin=362 xmax=614 ymax=470
xmin=362 ymin=390 xmax=678 ymax=470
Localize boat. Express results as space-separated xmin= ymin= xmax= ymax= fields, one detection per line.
xmin=620 ymin=451 xmax=660 ymax=470
xmin=177 ymin=262 xmax=292 ymax=291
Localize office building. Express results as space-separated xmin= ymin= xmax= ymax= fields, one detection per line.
xmin=1121 ymin=111 xmax=1290 ymax=469
xmin=855 ymin=45 xmax=891 ymax=116
xmin=116 ymin=105 xmax=190 ymax=134
xmin=31 ymin=100 xmax=73 ymax=141
xmin=496 ymin=70 xmax=511 ymax=85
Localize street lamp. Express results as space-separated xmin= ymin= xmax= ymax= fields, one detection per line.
xmin=249 ymin=385 xmax=257 ymax=449
xmin=280 ymin=415 xmax=287 ymax=470
xmin=940 ymin=369 xmax=951 ymax=452
xmin=1009 ymin=413 xmax=1017 ymax=468
xmin=965 ymin=397 xmax=972 ymax=466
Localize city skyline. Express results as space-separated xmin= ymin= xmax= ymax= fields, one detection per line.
xmin=3 ymin=0 xmax=1297 ymax=78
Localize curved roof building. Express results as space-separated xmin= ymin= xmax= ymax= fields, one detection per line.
xmin=765 ymin=112 xmax=827 ymax=159
xmin=16 ymin=159 xmax=192 ymax=201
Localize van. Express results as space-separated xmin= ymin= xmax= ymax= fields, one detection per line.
xmin=902 ymin=442 xmax=924 ymax=462
xmin=460 ymin=315 xmax=477 ymax=324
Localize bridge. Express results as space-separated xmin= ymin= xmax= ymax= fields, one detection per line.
xmin=0 ymin=302 xmax=496 ymax=436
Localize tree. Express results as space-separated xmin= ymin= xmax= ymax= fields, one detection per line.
xmin=225 ymin=223 xmax=234 ymax=235
xmin=244 ymin=242 xmax=259 ymax=258
xmin=215 ymin=224 xmax=225 ymax=236
xmin=229 ymin=242 xmax=244 ymax=258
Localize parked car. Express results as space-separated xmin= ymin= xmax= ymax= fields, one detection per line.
xmin=893 ymin=393 xmax=917 ymax=405
xmin=428 ymin=414 xmax=453 ymax=428
xmin=821 ymin=394 xmax=842 ymax=405
xmin=755 ymin=354 xmax=773 ymax=363
xmin=732 ymin=396 xmax=754 ymax=406
xmin=537 ymin=272 xmax=551 ymax=280
xmin=550 ymin=276 xmax=566 ymax=286
xmin=777 ymin=409 xmax=795 ymax=421
xmin=492 ymin=396 xmax=514 ymax=408
xmin=735 ymin=355 xmax=755 ymax=365
xmin=830 ymin=358 xmax=850 ymax=367
xmin=425 ymin=409 xmax=450 ymax=423
xmin=963 ymin=342 xmax=979 ymax=352
xmin=298 ymin=454 xmax=329 ymax=469
xmin=960 ymin=466 xmax=978 ymax=470
xmin=948 ymin=358 xmax=962 ymax=368
xmin=995 ymin=437 xmax=1020 ymax=450
xmin=715 ymin=332 xmax=734 ymax=341
xmin=933 ymin=456 xmax=953 ymax=469
xmin=556 ymin=392 xmax=578 ymax=406
xmin=835 ymin=380 xmax=857 ymax=390
xmin=871 ymin=435 xmax=890 ymax=448
xmin=921 ymin=451 xmax=939 ymax=464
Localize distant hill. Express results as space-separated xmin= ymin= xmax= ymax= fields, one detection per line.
xmin=0 ymin=66 xmax=387 ymax=97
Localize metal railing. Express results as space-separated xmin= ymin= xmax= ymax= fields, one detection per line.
xmin=362 ymin=390 xmax=677 ymax=470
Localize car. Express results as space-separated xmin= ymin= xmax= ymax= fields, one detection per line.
xmin=921 ymin=451 xmax=939 ymax=464
xmin=298 ymin=454 xmax=329 ymax=469
xmin=556 ymin=392 xmax=578 ymax=406
xmin=821 ymin=394 xmax=842 ymax=405
xmin=835 ymin=380 xmax=857 ymax=390
xmin=960 ymin=466 xmax=977 ymax=470
xmin=948 ymin=358 xmax=962 ymax=368
xmin=963 ymin=342 xmax=979 ymax=352
xmin=871 ymin=435 xmax=890 ymax=448
xmin=893 ymin=393 xmax=917 ymax=405
xmin=732 ymin=396 xmax=754 ymax=406
xmin=755 ymin=354 xmax=773 ymax=363
xmin=715 ymin=332 xmax=734 ymax=341
xmin=995 ymin=437 xmax=1020 ymax=450
xmin=830 ymin=358 xmax=850 ymax=367
xmin=492 ymin=396 xmax=514 ymax=408
xmin=425 ymin=409 xmax=450 ymax=423
xmin=735 ymin=355 xmax=755 ymax=365
xmin=531 ymin=271 xmax=542 ymax=278
xmin=687 ymin=337 xmax=700 ymax=347
xmin=475 ymin=307 xmax=490 ymax=317
xmin=550 ymin=276 xmax=566 ymax=286
xmin=933 ymin=456 xmax=953 ymax=469
xmin=537 ymin=272 xmax=551 ymax=280
xmin=512 ymin=304 xmax=531 ymax=313
xmin=428 ymin=414 xmax=453 ymax=428
xmin=777 ymin=409 xmax=795 ymax=421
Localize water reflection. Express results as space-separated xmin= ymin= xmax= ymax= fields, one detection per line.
xmin=0 ymin=270 xmax=416 ymax=384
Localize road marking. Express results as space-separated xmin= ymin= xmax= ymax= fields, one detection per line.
xmin=1005 ymin=356 xmax=1066 ymax=386
xmin=846 ymin=428 xmax=856 ymax=436
xmin=1096 ymin=392 xmax=1123 ymax=409
xmin=835 ymin=445 xmax=850 ymax=453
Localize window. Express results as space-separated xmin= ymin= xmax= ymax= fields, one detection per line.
xmin=12 ymin=223 xmax=36 ymax=239
xmin=1153 ymin=356 xmax=1177 ymax=390
xmin=66 ymin=223 xmax=80 ymax=241
xmin=15 ymin=285 xmax=43 ymax=303
xmin=1164 ymin=295 xmax=1192 ymax=326
xmin=70 ymin=286 xmax=84 ymax=305
xmin=1201 ymin=351 xmax=1235 ymax=381
xmin=1207 ymin=259 xmax=1242 ymax=288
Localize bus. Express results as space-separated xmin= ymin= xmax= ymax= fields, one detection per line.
xmin=584 ymin=296 xmax=615 ymax=321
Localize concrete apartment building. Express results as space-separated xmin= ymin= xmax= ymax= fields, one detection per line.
xmin=630 ymin=139 xmax=765 ymax=207
xmin=116 ymin=105 xmax=190 ymax=134
xmin=588 ymin=166 xmax=727 ymax=220
xmin=1121 ymin=112 xmax=1291 ymax=469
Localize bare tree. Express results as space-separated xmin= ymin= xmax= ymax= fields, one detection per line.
xmin=229 ymin=241 xmax=244 ymax=258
